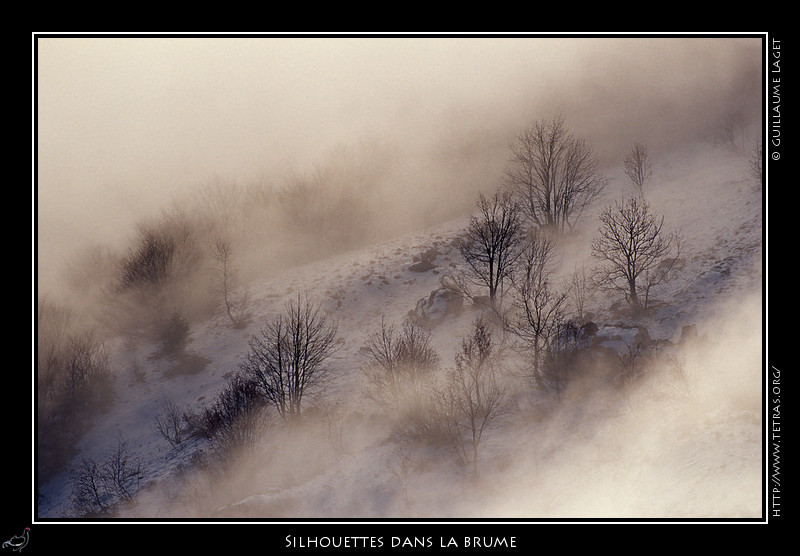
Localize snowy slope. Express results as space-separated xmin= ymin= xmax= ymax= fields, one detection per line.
xmin=36 ymin=140 xmax=763 ymax=520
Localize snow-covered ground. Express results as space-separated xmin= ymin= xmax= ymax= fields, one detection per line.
xmin=36 ymin=139 xmax=763 ymax=520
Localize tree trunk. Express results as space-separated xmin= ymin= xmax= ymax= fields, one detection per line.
xmin=629 ymin=279 xmax=641 ymax=311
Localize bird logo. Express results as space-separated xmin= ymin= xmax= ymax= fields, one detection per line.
xmin=2 ymin=528 xmax=29 ymax=552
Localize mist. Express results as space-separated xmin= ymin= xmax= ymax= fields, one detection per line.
xmin=120 ymin=287 xmax=762 ymax=520
xmin=36 ymin=36 xmax=761 ymax=294
xmin=34 ymin=34 xmax=764 ymax=523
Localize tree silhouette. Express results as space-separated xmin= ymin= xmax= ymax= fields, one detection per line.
xmin=241 ymin=295 xmax=338 ymax=419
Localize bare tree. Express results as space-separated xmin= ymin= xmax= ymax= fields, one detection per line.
xmin=591 ymin=197 xmax=682 ymax=313
xmin=361 ymin=318 xmax=440 ymax=410
xmin=69 ymin=438 xmax=142 ymax=517
xmin=59 ymin=331 xmax=110 ymax=405
xmin=623 ymin=143 xmax=654 ymax=198
xmin=570 ymin=263 xmax=590 ymax=320
xmin=390 ymin=442 xmax=415 ymax=514
xmin=197 ymin=178 xmax=244 ymax=233
xmin=106 ymin=439 xmax=142 ymax=505
xmin=458 ymin=190 xmax=524 ymax=307
xmin=213 ymin=237 xmax=248 ymax=328
xmin=240 ymin=295 xmax=338 ymax=419
xmin=70 ymin=457 xmax=110 ymax=516
xmin=361 ymin=318 xmax=444 ymax=442
xmin=154 ymin=396 xmax=190 ymax=451
xmin=440 ymin=318 xmax=510 ymax=476
xmin=507 ymin=230 xmax=569 ymax=387
xmin=503 ymin=116 xmax=607 ymax=234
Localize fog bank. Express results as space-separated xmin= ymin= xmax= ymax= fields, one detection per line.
xmin=36 ymin=35 xmax=762 ymax=296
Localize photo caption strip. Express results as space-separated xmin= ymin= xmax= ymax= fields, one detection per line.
xmin=771 ymin=366 xmax=781 ymax=519
xmin=768 ymin=33 xmax=782 ymax=524
xmin=770 ymin=36 xmax=782 ymax=161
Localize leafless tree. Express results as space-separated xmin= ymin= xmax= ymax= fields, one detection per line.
xmin=458 ymin=190 xmax=524 ymax=307
xmin=361 ymin=318 xmax=444 ymax=442
xmin=570 ymin=263 xmax=590 ymax=320
xmin=70 ymin=457 xmax=110 ymax=516
xmin=64 ymin=244 xmax=119 ymax=301
xmin=440 ymin=318 xmax=510 ymax=476
xmin=240 ymin=295 xmax=338 ymax=419
xmin=57 ymin=332 xmax=110 ymax=405
xmin=506 ymin=230 xmax=569 ymax=386
xmin=361 ymin=318 xmax=440 ymax=410
xmin=591 ymin=197 xmax=682 ymax=313
xmin=213 ymin=237 xmax=248 ymax=328
xmin=390 ymin=442 xmax=415 ymax=514
xmin=503 ymin=116 xmax=607 ymax=234
xmin=106 ymin=439 xmax=142 ymax=504
xmin=69 ymin=439 xmax=142 ymax=516
xmin=623 ymin=143 xmax=654 ymax=198
xmin=322 ymin=401 xmax=351 ymax=455
xmin=616 ymin=340 xmax=645 ymax=386
xmin=197 ymin=178 xmax=245 ymax=232
xmin=154 ymin=396 xmax=190 ymax=451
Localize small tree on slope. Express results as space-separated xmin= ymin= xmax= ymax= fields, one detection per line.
xmin=591 ymin=197 xmax=682 ymax=313
xmin=240 ymin=295 xmax=339 ymax=420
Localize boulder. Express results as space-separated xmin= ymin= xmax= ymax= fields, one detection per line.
xmin=408 ymin=259 xmax=435 ymax=273
xmin=408 ymin=248 xmax=440 ymax=273
xmin=409 ymin=287 xmax=464 ymax=328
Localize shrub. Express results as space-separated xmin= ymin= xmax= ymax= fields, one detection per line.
xmin=198 ymin=373 xmax=269 ymax=460
xmin=361 ymin=318 xmax=440 ymax=408
xmin=154 ymin=312 xmax=191 ymax=358
xmin=117 ymin=225 xmax=177 ymax=293
xmin=37 ymin=299 xmax=112 ymax=482
xmin=108 ymin=208 xmax=216 ymax=335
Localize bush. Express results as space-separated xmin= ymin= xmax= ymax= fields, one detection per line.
xmin=116 ymin=210 xmax=205 ymax=294
xmin=536 ymin=320 xmax=588 ymax=395
xmin=107 ymin=208 xmax=218 ymax=336
xmin=198 ymin=373 xmax=269 ymax=460
xmin=154 ymin=312 xmax=191 ymax=358
xmin=361 ymin=319 xmax=440 ymax=407
xmin=37 ymin=299 xmax=112 ymax=482
xmin=360 ymin=318 xmax=449 ymax=446
xmin=117 ymin=226 xmax=175 ymax=292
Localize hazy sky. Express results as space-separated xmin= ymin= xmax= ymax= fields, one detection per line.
xmin=35 ymin=34 xmax=763 ymax=287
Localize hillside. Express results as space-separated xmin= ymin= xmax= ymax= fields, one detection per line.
xmin=36 ymin=139 xmax=763 ymax=520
